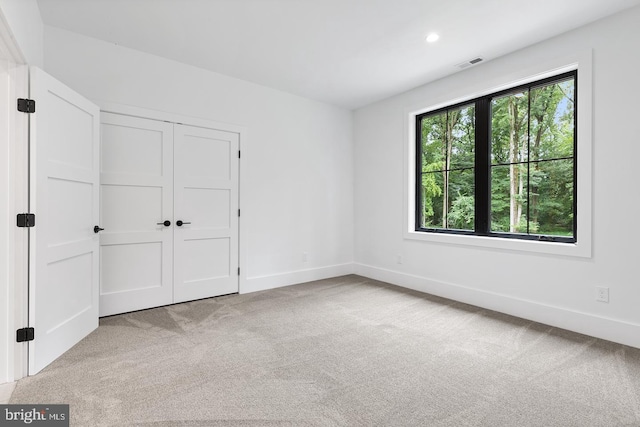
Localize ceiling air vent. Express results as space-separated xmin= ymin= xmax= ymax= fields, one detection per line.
xmin=456 ymin=57 xmax=484 ymax=69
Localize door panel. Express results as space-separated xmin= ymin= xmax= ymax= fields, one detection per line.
xmin=101 ymin=123 xmax=164 ymax=176
xmin=47 ymin=178 xmax=93 ymax=245
xmin=99 ymin=113 xmax=173 ymax=316
xmin=101 ymin=186 xmax=163 ymax=232
xmin=46 ymin=97 xmax=94 ymax=169
xmin=182 ymin=238 xmax=231 ymax=281
xmin=100 ymin=243 xmax=163 ymax=294
xmin=29 ymin=67 xmax=100 ymax=374
xmin=174 ymin=125 xmax=239 ymax=303
xmin=44 ymin=252 xmax=93 ymax=328
xmin=182 ymin=136 xmax=231 ymax=180
xmin=182 ymin=188 xmax=231 ymax=228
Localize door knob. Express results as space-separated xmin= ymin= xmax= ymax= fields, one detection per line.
xmin=157 ymin=220 xmax=171 ymax=227
xmin=94 ymin=226 xmax=104 ymax=233
xmin=176 ymin=220 xmax=191 ymax=227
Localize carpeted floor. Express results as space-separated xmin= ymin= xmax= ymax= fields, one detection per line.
xmin=9 ymin=275 xmax=640 ymax=426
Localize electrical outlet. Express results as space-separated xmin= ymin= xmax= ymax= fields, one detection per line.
xmin=397 ymin=255 xmax=403 ymax=264
xmin=596 ymin=286 xmax=609 ymax=303
xmin=302 ymin=252 xmax=308 ymax=263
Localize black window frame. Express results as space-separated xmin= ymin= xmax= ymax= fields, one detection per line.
xmin=415 ymin=70 xmax=577 ymax=244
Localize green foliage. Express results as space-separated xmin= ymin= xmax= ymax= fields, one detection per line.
xmin=448 ymin=195 xmax=474 ymax=230
xmin=421 ymin=166 xmax=441 ymax=221
xmin=418 ymin=104 xmax=475 ymax=230
xmin=491 ymin=92 xmax=529 ymax=165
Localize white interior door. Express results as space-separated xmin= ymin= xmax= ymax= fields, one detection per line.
xmin=99 ymin=113 xmax=173 ymax=316
xmin=29 ymin=67 xmax=100 ymax=374
xmin=174 ymin=124 xmax=239 ymax=303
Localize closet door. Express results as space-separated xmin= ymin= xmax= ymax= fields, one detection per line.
xmin=29 ymin=67 xmax=100 ymax=374
xmin=173 ymin=124 xmax=239 ymax=303
xmin=99 ymin=113 xmax=174 ymax=316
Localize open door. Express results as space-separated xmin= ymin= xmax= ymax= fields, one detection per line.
xmin=28 ymin=67 xmax=100 ymax=374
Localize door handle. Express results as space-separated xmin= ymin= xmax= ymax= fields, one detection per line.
xmin=176 ymin=220 xmax=191 ymax=227
xmin=94 ymin=226 xmax=104 ymax=233
xmin=157 ymin=220 xmax=171 ymax=227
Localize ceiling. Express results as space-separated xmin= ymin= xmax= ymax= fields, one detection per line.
xmin=37 ymin=0 xmax=640 ymax=110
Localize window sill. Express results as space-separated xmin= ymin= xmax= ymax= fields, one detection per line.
xmin=404 ymin=230 xmax=591 ymax=258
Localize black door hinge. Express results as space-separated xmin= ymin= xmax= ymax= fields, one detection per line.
xmin=16 ymin=327 xmax=35 ymax=343
xmin=16 ymin=213 xmax=35 ymax=227
xmin=17 ymin=98 xmax=36 ymax=113
xmin=238 ymin=151 xmax=241 ymax=159
xmin=238 ymin=209 xmax=240 ymax=217
xmin=238 ymin=267 xmax=240 ymax=276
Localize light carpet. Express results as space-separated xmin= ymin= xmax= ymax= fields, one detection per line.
xmin=10 ymin=275 xmax=640 ymax=426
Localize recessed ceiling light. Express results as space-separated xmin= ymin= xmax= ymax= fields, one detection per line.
xmin=426 ymin=33 xmax=440 ymax=43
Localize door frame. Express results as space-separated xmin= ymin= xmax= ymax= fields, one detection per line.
xmin=99 ymin=102 xmax=248 ymax=295
xmin=0 ymin=12 xmax=29 ymax=383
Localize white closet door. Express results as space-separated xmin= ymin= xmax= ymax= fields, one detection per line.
xmin=173 ymin=124 xmax=239 ymax=303
xmin=99 ymin=113 xmax=174 ymax=316
xmin=29 ymin=67 xmax=100 ymax=374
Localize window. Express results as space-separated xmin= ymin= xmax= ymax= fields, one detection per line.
xmin=416 ymin=71 xmax=576 ymax=243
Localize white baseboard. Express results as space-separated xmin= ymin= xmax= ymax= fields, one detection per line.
xmin=0 ymin=381 xmax=15 ymax=404
xmin=241 ymin=263 xmax=355 ymax=294
xmin=355 ymin=263 xmax=640 ymax=349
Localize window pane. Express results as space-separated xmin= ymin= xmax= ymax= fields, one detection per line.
xmin=530 ymin=159 xmax=574 ymax=236
xmin=419 ymin=168 xmax=475 ymax=231
xmin=530 ymin=78 xmax=575 ymax=161
xmin=449 ymin=104 xmax=475 ymax=170
xmin=490 ymin=164 xmax=529 ymax=233
xmin=419 ymin=171 xmax=444 ymax=229
xmin=419 ymin=105 xmax=475 ymax=230
xmin=491 ymin=91 xmax=529 ymax=165
xmin=419 ymin=112 xmax=446 ymax=228
xmin=420 ymin=112 xmax=447 ymax=172
xmin=447 ymin=169 xmax=475 ymax=231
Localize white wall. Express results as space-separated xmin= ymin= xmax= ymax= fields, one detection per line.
xmin=354 ymin=6 xmax=640 ymax=348
xmin=44 ymin=26 xmax=354 ymax=292
xmin=0 ymin=0 xmax=42 ymax=67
